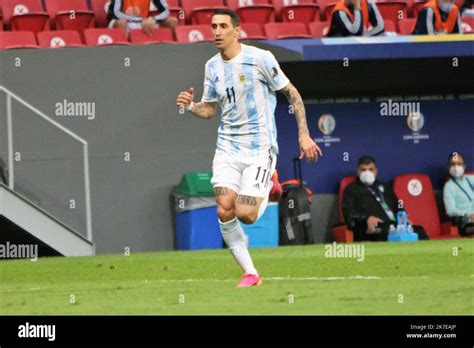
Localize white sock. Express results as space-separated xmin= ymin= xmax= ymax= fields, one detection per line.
xmin=219 ymin=217 xmax=257 ymax=275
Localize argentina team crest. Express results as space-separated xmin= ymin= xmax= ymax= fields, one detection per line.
xmin=239 ymin=73 xmax=247 ymax=83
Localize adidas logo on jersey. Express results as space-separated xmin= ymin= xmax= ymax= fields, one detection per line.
xmin=253 ymin=183 xmax=261 ymax=189
xmin=215 ymin=76 xmax=220 ymax=82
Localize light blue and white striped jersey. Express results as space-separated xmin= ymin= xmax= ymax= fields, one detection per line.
xmin=201 ymin=44 xmax=289 ymax=157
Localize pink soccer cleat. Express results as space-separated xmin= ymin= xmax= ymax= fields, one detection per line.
xmin=237 ymin=273 xmax=262 ymax=288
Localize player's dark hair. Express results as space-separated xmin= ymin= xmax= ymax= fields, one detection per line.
xmin=358 ymin=155 xmax=376 ymax=166
xmin=448 ymin=152 xmax=465 ymax=164
xmin=213 ymin=9 xmax=241 ymax=27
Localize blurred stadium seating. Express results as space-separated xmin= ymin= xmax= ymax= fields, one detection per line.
xmin=0 ymin=0 xmax=471 ymax=48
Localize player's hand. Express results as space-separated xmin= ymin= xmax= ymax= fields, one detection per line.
xmin=141 ymin=17 xmax=156 ymax=35
xmin=470 ymin=214 xmax=474 ymax=222
xmin=176 ymin=87 xmax=194 ymax=110
xmin=299 ymin=133 xmax=322 ymax=162
xmin=367 ymin=216 xmax=383 ymax=233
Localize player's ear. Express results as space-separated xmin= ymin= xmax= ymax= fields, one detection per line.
xmin=234 ymin=26 xmax=241 ymax=39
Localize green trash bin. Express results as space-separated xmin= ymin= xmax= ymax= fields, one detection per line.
xmin=172 ymin=172 xmax=223 ymax=250
xmin=173 ymin=172 xmax=215 ymax=197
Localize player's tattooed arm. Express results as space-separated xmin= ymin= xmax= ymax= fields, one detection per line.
xmin=279 ymin=82 xmax=310 ymax=137
xmin=279 ymin=82 xmax=323 ymax=162
xmin=236 ymin=195 xmax=257 ymax=206
xmin=190 ymin=102 xmax=218 ymax=119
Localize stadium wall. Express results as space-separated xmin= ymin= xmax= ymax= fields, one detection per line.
xmin=0 ymin=43 xmax=301 ymax=253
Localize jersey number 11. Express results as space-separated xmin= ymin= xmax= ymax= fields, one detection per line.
xmin=226 ymin=87 xmax=236 ymax=104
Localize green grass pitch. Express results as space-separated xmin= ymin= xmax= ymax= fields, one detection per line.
xmin=1 ymin=239 xmax=473 ymax=315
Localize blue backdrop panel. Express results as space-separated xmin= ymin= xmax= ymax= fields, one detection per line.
xmin=275 ymin=98 xmax=474 ymax=194
xmin=302 ymin=41 xmax=474 ymax=61
xmin=263 ymin=35 xmax=474 ymax=60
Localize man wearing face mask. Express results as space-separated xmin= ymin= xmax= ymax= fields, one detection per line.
xmin=413 ymin=0 xmax=463 ymax=35
xmin=342 ymin=156 xmax=429 ymax=241
xmin=443 ymin=152 xmax=474 ymax=235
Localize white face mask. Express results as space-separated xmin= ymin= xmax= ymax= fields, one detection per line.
xmin=439 ymin=2 xmax=453 ymax=13
xmin=360 ymin=170 xmax=376 ymax=185
xmin=449 ymin=165 xmax=464 ymax=178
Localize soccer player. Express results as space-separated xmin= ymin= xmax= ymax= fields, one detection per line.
xmin=176 ymin=9 xmax=322 ymax=288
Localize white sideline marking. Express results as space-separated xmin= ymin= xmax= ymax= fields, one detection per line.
xmin=267 ymin=276 xmax=381 ymax=281
xmin=0 ymin=287 xmax=41 ymax=292
xmin=0 ymin=276 xmax=381 ymax=292
xmin=154 ymin=275 xmax=382 ymax=283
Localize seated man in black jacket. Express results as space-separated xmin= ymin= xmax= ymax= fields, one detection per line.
xmin=327 ymin=0 xmax=384 ymax=37
xmin=342 ymin=155 xmax=429 ymax=241
xmin=412 ymin=0 xmax=463 ymax=35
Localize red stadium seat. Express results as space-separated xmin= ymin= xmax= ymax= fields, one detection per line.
xmin=181 ymin=0 xmax=227 ymax=24
xmin=44 ymin=0 xmax=95 ymax=32
xmin=239 ymin=22 xmax=266 ymax=39
xmin=375 ymin=0 xmax=408 ymax=32
xmin=309 ymin=21 xmax=329 ymax=37
xmin=384 ymin=19 xmax=397 ymax=35
xmin=1 ymin=0 xmax=50 ymax=33
xmin=393 ymin=173 xmax=459 ymax=239
xmin=272 ymin=0 xmax=312 ymax=17
xmin=83 ymin=28 xmax=130 ymax=46
xmin=90 ymin=0 xmax=110 ymax=28
xmin=161 ymin=0 xmax=186 ymax=26
xmin=175 ymin=25 xmax=213 ymax=43
xmin=264 ymin=22 xmax=312 ymax=39
xmin=462 ymin=17 xmax=474 ymax=33
xmin=332 ymin=176 xmax=357 ymax=243
xmin=323 ymin=0 xmax=339 ymax=21
xmin=398 ymin=17 xmax=416 ymax=34
xmin=411 ymin=0 xmax=428 ymax=17
xmin=0 ymin=30 xmax=38 ymax=49
xmin=273 ymin=0 xmax=320 ymax=23
xmin=129 ymin=28 xmax=175 ymax=44
xmin=227 ymin=0 xmax=275 ymax=25
xmin=37 ymin=30 xmax=84 ymax=48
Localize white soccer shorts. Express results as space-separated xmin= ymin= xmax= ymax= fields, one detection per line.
xmin=211 ymin=148 xmax=277 ymax=198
